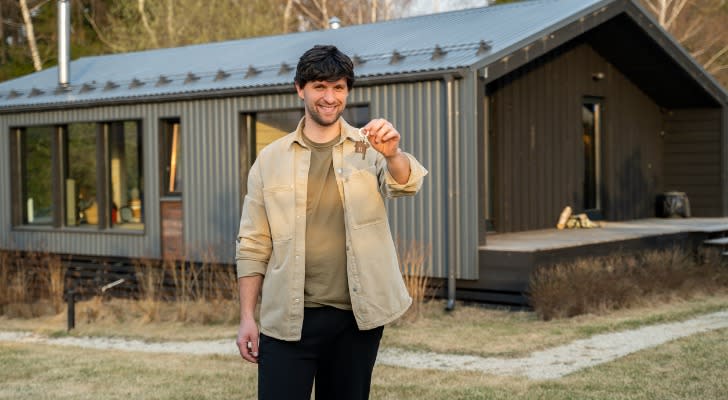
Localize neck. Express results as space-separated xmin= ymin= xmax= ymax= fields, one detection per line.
xmin=303 ymin=115 xmax=340 ymax=143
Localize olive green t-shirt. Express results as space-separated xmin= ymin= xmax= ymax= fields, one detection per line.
xmin=301 ymin=134 xmax=351 ymax=310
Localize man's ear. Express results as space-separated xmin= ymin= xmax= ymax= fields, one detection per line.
xmin=295 ymin=83 xmax=304 ymax=99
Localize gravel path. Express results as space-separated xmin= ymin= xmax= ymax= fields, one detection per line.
xmin=1 ymin=310 xmax=727 ymax=380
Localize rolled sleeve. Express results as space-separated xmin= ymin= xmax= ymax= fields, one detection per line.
xmin=381 ymin=152 xmax=428 ymax=198
xmin=235 ymin=161 xmax=272 ymax=278
xmin=236 ymin=259 xmax=267 ymax=278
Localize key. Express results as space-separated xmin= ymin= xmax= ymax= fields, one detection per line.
xmin=355 ymin=128 xmax=369 ymax=160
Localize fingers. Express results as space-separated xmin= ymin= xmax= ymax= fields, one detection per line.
xmin=236 ymin=336 xmax=259 ymax=363
xmin=364 ymin=118 xmax=399 ymax=145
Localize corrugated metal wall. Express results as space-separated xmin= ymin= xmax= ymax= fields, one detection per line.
xmin=487 ymin=41 xmax=665 ymax=232
xmin=1 ymin=79 xmax=479 ymax=279
xmin=663 ymin=109 xmax=724 ymax=216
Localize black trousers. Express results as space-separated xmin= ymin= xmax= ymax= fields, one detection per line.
xmin=258 ymin=306 xmax=383 ymax=400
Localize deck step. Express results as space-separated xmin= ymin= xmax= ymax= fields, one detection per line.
xmin=703 ymin=237 xmax=728 ymax=246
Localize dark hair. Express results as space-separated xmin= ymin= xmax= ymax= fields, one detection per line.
xmin=294 ymin=45 xmax=355 ymax=90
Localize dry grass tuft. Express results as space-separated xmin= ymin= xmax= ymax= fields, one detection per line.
xmin=0 ymin=250 xmax=65 ymax=318
xmin=530 ymin=247 xmax=728 ymax=320
xmin=398 ymin=240 xmax=432 ymax=322
xmin=131 ymin=251 xmax=238 ymax=325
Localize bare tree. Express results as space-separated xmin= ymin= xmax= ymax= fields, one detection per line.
xmin=86 ymin=0 xmax=289 ymax=52
xmin=18 ymin=0 xmax=41 ymax=70
xmin=641 ymin=0 xmax=728 ymax=87
xmin=0 ymin=0 xmax=6 ymax=65
xmin=290 ymin=0 xmax=413 ymax=31
xmin=644 ymin=0 xmax=689 ymax=29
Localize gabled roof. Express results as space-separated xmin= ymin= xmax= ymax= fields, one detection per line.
xmin=0 ymin=0 xmax=725 ymax=111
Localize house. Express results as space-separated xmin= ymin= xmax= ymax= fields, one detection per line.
xmin=1 ymin=0 xmax=727 ymax=304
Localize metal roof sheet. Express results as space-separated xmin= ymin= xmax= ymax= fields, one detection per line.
xmin=0 ymin=0 xmax=610 ymax=109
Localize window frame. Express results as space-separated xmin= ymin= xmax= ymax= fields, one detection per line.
xmin=159 ymin=118 xmax=182 ymax=199
xmin=9 ymin=120 xmax=145 ymax=234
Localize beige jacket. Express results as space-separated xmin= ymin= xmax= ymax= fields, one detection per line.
xmin=236 ymin=118 xmax=427 ymax=341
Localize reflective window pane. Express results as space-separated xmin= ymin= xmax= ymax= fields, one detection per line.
xmin=253 ymin=105 xmax=370 ymax=156
xmin=22 ymin=126 xmax=53 ymax=225
xmin=162 ymin=119 xmax=182 ymax=195
xmin=66 ymin=123 xmax=97 ymax=226
xmin=109 ymin=121 xmax=143 ymax=230
xmin=255 ymin=110 xmax=304 ymax=155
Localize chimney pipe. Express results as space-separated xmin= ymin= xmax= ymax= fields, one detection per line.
xmin=57 ymin=0 xmax=70 ymax=88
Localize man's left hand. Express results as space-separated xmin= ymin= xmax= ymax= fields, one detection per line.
xmin=362 ymin=118 xmax=400 ymax=159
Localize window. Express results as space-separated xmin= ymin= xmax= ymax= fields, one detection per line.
xmin=10 ymin=120 xmax=144 ymax=231
xmin=244 ymin=105 xmax=371 ymax=161
xmin=582 ymin=99 xmax=602 ymax=213
xmin=66 ymin=123 xmax=98 ymax=226
xmin=161 ymin=119 xmax=182 ymax=196
xmin=108 ymin=121 xmax=143 ymax=230
xmin=21 ymin=127 xmax=54 ymax=225
xmin=239 ymin=106 xmax=370 ymax=211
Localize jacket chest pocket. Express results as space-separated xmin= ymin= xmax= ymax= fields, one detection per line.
xmin=344 ymin=166 xmax=386 ymax=229
xmin=263 ymin=186 xmax=295 ymax=241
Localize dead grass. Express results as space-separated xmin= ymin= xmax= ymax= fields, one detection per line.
xmin=1 ymin=249 xmax=238 ymax=327
xmin=0 ymin=250 xmax=65 ymax=318
xmin=529 ymin=247 xmax=728 ymax=321
xmin=398 ymin=240 xmax=432 ymax=322
xmin=381 ymin=293 xmax=728 ymax=358
xmin=132 ymin=254 xmax=239 ymax=324
xmin=1 ymin=326 xmax=726 ymax=399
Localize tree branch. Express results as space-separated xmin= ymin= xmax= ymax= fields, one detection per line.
xmin=19 ymin=0 xmax=42 ymax=71
xmin=705 ymin=44 xmax=728 ymax=70
xmin=82 ymin=9 xmax=127 ymax=52
xmin=138 ymin=0 xmax=159 ymax=48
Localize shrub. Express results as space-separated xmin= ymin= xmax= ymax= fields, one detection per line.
xmin=529 ymin=247 xmax=728 ymax=320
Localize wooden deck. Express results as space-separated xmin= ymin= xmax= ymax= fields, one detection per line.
xmin=458 ymin=218 xmax=728 ymax=305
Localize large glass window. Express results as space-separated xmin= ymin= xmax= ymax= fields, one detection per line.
xmin=66 ymin=123 xmax=98 ymax=226
xmin=161 ymin=119 xmax=182 ymax=196
xmin=108 ymin=121 xmax=143 ymax=230
xmin=11 ymin=120 xmax=144 ymax=232
xmin=248 ymin=105 xmax=370 ymax=158
xmin=239 ymin=106 xmax=370 ymax=212
xmin=21 ymin=127 xmax=54 ymax=225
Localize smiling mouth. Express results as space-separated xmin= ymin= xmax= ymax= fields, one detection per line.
xmin=318 ymin=104 xmax=338 ymax=114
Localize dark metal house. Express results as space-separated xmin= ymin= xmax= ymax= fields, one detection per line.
xmin=1 ymin=0 xmax=727 ymax=301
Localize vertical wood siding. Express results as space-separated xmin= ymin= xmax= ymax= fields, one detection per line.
xmin=1 ymin=79 xmax=473 ymax=279
xmin=663 ymin=109 xmax=723 ymax=216
xmin=488 ymin=41 xmax=667 ymax=232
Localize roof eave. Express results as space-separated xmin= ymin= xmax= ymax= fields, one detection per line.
xmin=473 ymin=0 xmax=728 ymax=106
xmin=474 ymin=0 xmax=620 ymax=83
xmin=0 ymin=69 xmax=465 ymax=114
xmin=623 ymin=0 xmax=728 ymax=105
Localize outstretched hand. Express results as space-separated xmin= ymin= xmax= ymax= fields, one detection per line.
xmin=361 ymin=118 xmax=401 ymax=158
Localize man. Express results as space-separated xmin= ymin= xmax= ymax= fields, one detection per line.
xmin=235 ymin=44 xmax=427 ymax=400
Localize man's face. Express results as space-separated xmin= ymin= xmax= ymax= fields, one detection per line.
xmin=295 ymin=78 xmax=349 ymax=127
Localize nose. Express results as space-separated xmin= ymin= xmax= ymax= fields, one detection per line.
xmin=322 ymin=88 xmax=336 ymax=103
